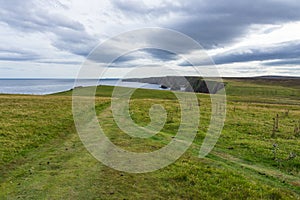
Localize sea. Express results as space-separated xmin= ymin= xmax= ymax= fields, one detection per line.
xmin=0 ymin=79 xmax=163 ymax=95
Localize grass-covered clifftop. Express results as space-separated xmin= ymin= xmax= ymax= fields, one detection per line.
xmin=0 ymin=78 xmax=300 ymax=199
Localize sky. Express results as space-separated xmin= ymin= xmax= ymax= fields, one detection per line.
xmin=0 ymin=0 xmax=300 ymax=78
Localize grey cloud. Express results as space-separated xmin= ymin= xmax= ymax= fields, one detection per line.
xmin=51 ymin=28 xmax=98 ymax=56
xmin=87 ymin=28 xmax=200 ymax=65
xmin=178 ymin=59 xmax=212 ymax=67
xmin=265 ymin=66 xmax=300 ymax=75
xmin=172 ymin=0 xmax=300 ymax=48
xmin=0 ymin=47 xmax=40 ymax=61
xmin=178 ymin=61 xmax=193 ymax=67
xmin=141 ymin=48 xmax=179 ymax=61
xmin=35 ymin=60 xmax=81 ymax=65
xmin=111 ymin=0 xmax=182 ymax=18
xmin=263 ymin=59 xmax=300 ymax=66
xmin=0 ymin=0 xmax=97 ymax=57
xmin=0 ymin=0 xmax=83 ymax=32
xmin=213 ymin=41 xmax=300 ymax=65
xmin=262 ymin=25 xmax=283 ymax=34
xmin=112 ymin=0 xmax=300 ymax=48
xmin=112 ymin=54 xmax=137 ymax=64
xmin=272 ymin=66 xmax=300 ymax=71
xmin=103 ymin=48 xmax=178 ymax=67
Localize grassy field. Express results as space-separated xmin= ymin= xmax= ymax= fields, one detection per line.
xmin=0 ymin=79 xmax=300 ymax=199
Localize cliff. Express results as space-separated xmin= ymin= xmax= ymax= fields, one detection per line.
xmin=124 ymin=76 xmax=224 ymax=94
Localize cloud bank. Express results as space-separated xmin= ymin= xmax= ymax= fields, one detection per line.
xmin=0 ymin=0 xmax=299 ymax=77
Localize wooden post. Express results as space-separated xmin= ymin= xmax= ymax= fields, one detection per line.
xmin=272 ymin=117 xmax=276 ymax=138
xmin=275 ymin=114 xmax=279 ymax=131
xmin=285 ymin=109 xmax=289 ymax=117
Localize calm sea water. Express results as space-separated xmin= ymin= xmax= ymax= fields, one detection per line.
xmin=0 ymin=79 xmax=162 ymax=95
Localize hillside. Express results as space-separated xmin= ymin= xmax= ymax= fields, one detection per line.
xmin=0 ymin=79 xmax=300 ymax=199
xmin=224 ymin=76 xmax=300 ymax=90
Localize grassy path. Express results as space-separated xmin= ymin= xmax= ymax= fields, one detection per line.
xmin=1 ymin=129 xmax=299 ymax=199
xmin=210 ymin=150 xmax=300 ymax=193
xmin=213 ymin=150 xmax=300 ymax=185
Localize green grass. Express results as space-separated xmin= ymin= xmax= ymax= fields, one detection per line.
xmin=57 ymin=85 xmax=178 ymax=100
xmin=224 ymin=78 xmax=300 ymax=104
xmin=0 ymin=79 xmax=300 ymax=199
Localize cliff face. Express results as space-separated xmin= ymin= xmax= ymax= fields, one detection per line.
xmin=124 ymin=76 xmax=224 ymax=94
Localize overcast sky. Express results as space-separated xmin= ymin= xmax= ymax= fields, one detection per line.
xmin=0 ymin=0 xmax=300 ymax=78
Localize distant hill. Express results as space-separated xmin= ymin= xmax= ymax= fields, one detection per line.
xmin=124 ymin=75 xmax=300 ymax=94
xmin=223 ymin=76 xmax=300 ymax=89
xmin=257 ymin=75 xmax=300 ymax=79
